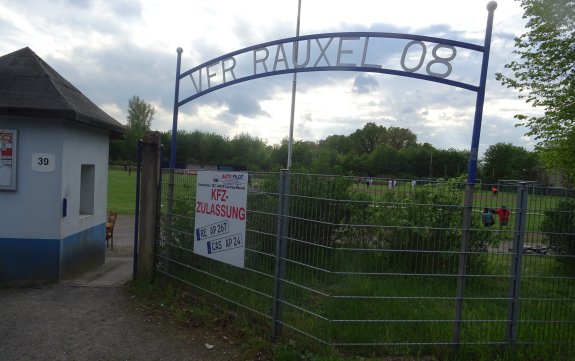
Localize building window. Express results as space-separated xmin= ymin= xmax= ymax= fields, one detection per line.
xmin=80 ymin=164 xmax=95 ymax=215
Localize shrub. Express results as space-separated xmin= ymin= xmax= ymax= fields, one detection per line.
xmin=541 ymin=199 xmax=575 ymax=276
xmin=162 ymin=194 xmax=196 ymax=248
xmin=258 ymin=173 xmax=366 ymax=272
xmin=338 ymin=179 xmax=496 ymax=274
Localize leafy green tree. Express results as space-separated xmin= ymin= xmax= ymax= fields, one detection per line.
xmin=268 ymin=138 xmax=316 ymax=170
xmin=160 ymin=130 xmax=231 ymax=167
xmin=370 ymin=144 xmax=400 ymax=176
xmin=432 ymin=148 xmax=469 ymax=179
xmin=127 ymin=96 xmax=155 ymax=136
xmin=349 ymin=122 xmax=386 ymax=154
xmin=399 ymin=144 xmax=435 ymax=178
xmin=269 ymin=141 xmax=287 ymax=169
xmin=480 ymin=143 xmax=538 ymax=183
xmin=496 ymin=0 xmax=575 ymax=182
xmin=110 ymin=96 xmax=155 ymax=163
xmin=382 ymin=126 xmax=417 ymax=150
xmin=341 ymin=153 xmax=370 ymax=176
xmin=176 ymin=130 xmax=203 ymax=164
xmin=198 ymin=132 xmax=229 ymax=165
xmin=108 ymin=137 xmax=127 ymax=163
xmin=229 ymin=133 xmax=270 ymax=170
xmin=318 ymin=134 xmax=354 ymax=155
xmin=537 ymin=131 xmax=575 ymax=184
xmin=310 ymin=146 xmax=343 ymax=175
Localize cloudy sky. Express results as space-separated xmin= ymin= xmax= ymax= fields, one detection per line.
xmin=0 ymin=0 xmax=537 ymax=155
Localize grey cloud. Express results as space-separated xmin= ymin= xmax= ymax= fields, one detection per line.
xmin=316 ymin=21 xmax=409 ymax=36
xmin=60 ymin=0 xmax=142 ymax=19
xmin=45 ymin=44 xmax=176 ymax=120
xmin=296 ymin=113 xmax=314 ymax=140
xmin=223 ymin=89 xmax=269 ymax=118
xmin=64 ymin=0 xmax=92 ymax=9
xmin=109 ymin=0 xmax=142 ymax=18
xmin=352 ymin=74 xmax=379 ymax=94
xmin=416 ymin=24 xmax=464 ymax=39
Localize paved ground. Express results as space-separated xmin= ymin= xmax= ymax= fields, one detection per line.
xmin=0 ymin=215 xmax=244 ymax=360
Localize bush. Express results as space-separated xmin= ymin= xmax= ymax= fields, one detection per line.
xmin=258 ymin=173 xmax=366 ymax=272
xmin=163 ymin=195 xmax=196 ymax=248
xmin=338 ymin=179 xmax=496 ymax=274
xmin=288 ymin=174 xmax=355 ymax=246
xmin=541 ymin=199 xmax=575 ymax=276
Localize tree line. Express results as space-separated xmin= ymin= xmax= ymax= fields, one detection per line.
xmin=110 ymin=97 xmax=543 ymax=184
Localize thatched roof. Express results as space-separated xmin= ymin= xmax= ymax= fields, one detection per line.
xmin=0 ymin=47 xmax=125 ymax=138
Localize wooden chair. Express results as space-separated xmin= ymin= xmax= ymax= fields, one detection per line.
xmin=106 ymin=211 xmax=118 ymax=250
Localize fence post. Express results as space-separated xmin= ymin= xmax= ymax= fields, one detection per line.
xmin=507 ymin=182 xmax=529 ymax=348
xmin=163 ymin=168 xmax=175 ymax=275
xmin=452 ymin=183 xmax=474 ymax=355
xmin=133 ymin=139 xmax=143 ymax=280
xmin=272 ymin=169 xmax=290 ymax=340
xmin=136 ymin=131 xmax=162 ymax=282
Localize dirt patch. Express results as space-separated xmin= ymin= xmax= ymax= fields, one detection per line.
xmin=0 ymin=284 xmax=245 ymax=361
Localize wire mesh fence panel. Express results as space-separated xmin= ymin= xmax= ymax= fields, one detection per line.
xmin=154 ymin=171 xmax=574 ymax=359
xmin=513 ymin=185 xmax=575 ymax=358
xmin=156 ymin=170 xmax=279 ymax=321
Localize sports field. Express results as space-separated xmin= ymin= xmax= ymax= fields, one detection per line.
xmin=107 ymin=167 xmax=138 ymax=214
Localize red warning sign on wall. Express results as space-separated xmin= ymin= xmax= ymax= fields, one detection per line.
xmin=1 ymin=130 xmax=16 ymax=190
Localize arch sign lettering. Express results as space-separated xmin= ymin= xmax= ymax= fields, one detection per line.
xmin=170 ymin=2 xmax=497 ymax=266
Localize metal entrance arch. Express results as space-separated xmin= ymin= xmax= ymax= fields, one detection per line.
xmin=170 ymin=2 xmax=496 ymax=184
xmin=168 ymin=1 xmax=497 ymax=350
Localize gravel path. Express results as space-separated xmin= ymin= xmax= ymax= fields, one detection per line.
xmin=0 ymin=284 xmax=243 ymax=361
xmin=0 ymin=215 xmax=244 ymax=360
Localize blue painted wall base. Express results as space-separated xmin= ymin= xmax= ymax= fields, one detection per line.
xmin=60 ymin=223 xmax=106 ymax=279
xmin=0 ymin=223 xmax=105 ymax=282
xmin=0 ymin=238 xmax=60 ymax=281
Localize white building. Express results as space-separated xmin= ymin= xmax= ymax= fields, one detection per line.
xmin=0 ymin=47 xmax=125 ymax=281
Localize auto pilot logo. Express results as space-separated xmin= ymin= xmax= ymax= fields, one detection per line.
xmin=213 ymin=173 xmax=244 ymax=188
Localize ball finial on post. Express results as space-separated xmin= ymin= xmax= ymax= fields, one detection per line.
xmin=487 ymin=1 xmax=497 ymax=11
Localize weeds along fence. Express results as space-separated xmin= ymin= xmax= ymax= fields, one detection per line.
xmin=155 ymin=170 xmax=575 ymax=360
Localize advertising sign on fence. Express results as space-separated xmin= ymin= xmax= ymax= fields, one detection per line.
xmin=0 ymin=129 xmax=17 ymax=191
xmin=194 ymin=170 xmax=248 ymax=268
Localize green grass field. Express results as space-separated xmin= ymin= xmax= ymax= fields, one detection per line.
xmin=107 ymin=167 xmax=138 ymax=214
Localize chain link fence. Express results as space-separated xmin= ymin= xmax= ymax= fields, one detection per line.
xmin=155 ymin=170 xmax=574 ymax=359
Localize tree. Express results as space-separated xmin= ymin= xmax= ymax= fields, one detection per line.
xmin=126 ymin=96 xmax=155 ymax=161
xmin=349 ymin=122 xmax=386 ymax=154
xmin=110 ymin=96 xmax=156 ymax=162
xmin=480 ymin=143 xmax=538 ymax=183
xmin=433 ymin=148 xmax=469 ymax=179
xmin=496 ymin=0 xmax=575 ymax=182
xmin=229 ymin=133 xmax=270 ymax=170
xmin=370 ymin=144 xmax=400 ymax=176
xmin=269 ymin=138 xmax=316 ymax=170
xmin=399 ymin=144 xmax=435 ymax=178
xmin=311 ymin=146 xmax=343 ymax=175
xmin=382 ymin=127 xmax=417 ymax=150
xmin=127 ymin=96 xmax=155 ymax=136
xmin=318 ymin=134 xmax=353 ymax=155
